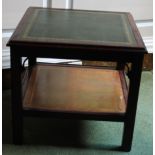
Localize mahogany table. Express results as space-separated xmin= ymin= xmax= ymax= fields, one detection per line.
xmin=7 ymin=7 xmax=147 ymax=151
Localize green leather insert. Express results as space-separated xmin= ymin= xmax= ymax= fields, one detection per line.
xmin=21 ymin=8 xmax=137 ymax=46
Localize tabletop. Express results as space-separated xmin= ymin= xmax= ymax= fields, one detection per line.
xmin=7 ymin=7 xmax=146 ymax=52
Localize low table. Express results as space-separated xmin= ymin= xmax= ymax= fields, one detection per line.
xmin=7 ymin=7 xmax=147 ymax=151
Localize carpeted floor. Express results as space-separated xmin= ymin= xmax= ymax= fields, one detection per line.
xmin=2 ymin=71 xmax=153 ymax=155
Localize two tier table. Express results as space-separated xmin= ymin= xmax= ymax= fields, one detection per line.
xmin=7 ymin=7 xmax=147 ymax=152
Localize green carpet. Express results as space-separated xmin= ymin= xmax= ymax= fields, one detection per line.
xmin=2 ymin=72 xmax=153 ymax=155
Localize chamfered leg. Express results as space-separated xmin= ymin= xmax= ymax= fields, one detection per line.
xmin=121 ymin=54 xmax=144 ymax=151
xmin=10 ymin=47 xmax=23 ymax=144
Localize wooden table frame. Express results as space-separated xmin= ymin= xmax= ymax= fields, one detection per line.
xmin=8 ymin=7 xmax=147 ymax=152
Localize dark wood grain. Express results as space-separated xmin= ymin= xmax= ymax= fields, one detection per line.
xmin=127 ymin=13 xmax=146 ymax=48
xmin=10 ymin=47 xmax=23 ymax=144
xmin=121 ymin=54 xmax=144 ymax=151
xmin=7 ymin=7 xmax=147 ymax=54
xmin=8 ymin=7 xmax=147 ymax=151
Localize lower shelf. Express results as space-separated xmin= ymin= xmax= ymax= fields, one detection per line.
xmin=23 ymin=64 xmax=126 ymax=115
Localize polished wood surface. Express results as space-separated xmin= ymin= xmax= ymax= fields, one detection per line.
xmin=7 ymin=7 xmax=146 ymax=151
xmin=7 ymin=7 xmax=147 ymax=53
xmin=23 ymin=64 xmax=126 ymax=114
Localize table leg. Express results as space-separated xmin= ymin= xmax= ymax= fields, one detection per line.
xmin=11 ymin=49 xmax=23 ymax=144
xmin=28 ymin=57 xmax=36 ymax=67
xmin=28 ymin=57 xmax=36 ymax=77
xmin=121 ymin=54 xmax=144 ymax=151
xmin=116 ymin=62 xmax=125 ymax=70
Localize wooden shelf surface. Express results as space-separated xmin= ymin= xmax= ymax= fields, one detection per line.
xmin=23 ymin=64 xmax=126 ymax=114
